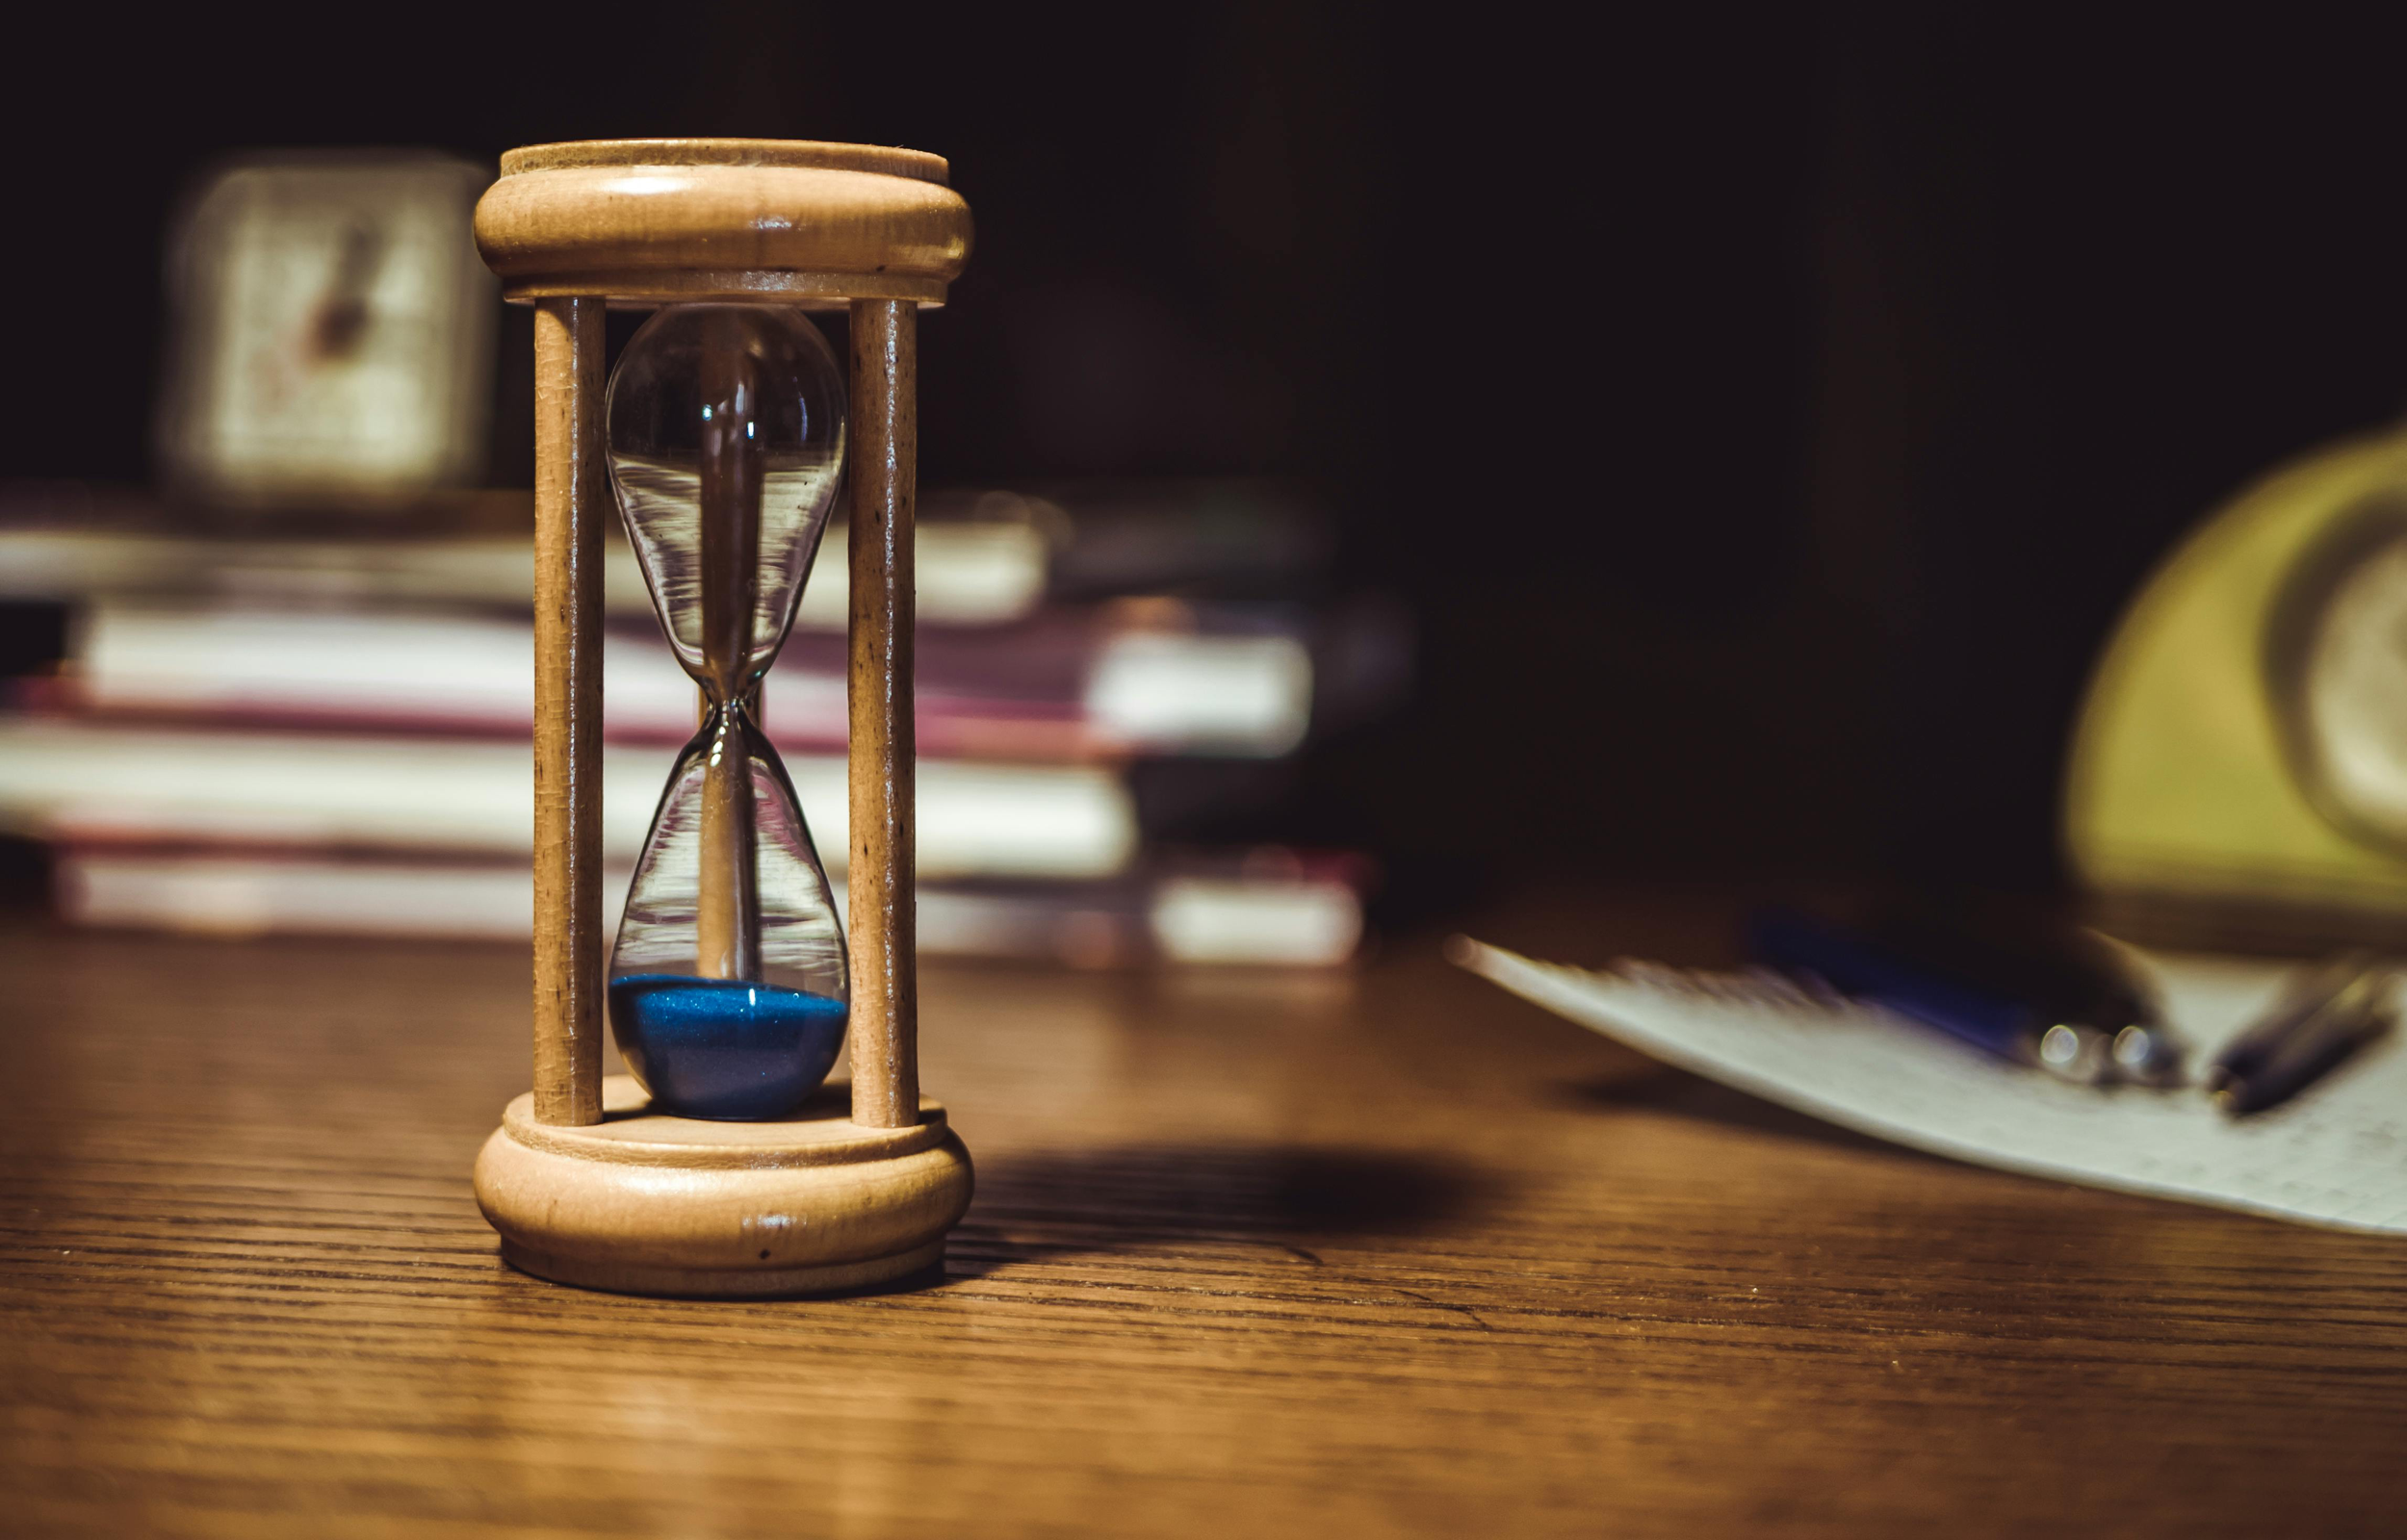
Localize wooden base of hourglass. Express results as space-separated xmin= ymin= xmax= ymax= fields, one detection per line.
xmin=474 ymin=1076 xmax=973 ymax=1296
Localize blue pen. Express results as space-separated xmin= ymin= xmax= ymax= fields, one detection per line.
xmin=1747 ymin=909 xmax=2140 ymax=1084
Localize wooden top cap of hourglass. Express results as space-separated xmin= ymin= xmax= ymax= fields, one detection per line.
xmin=476 ymin=138 xmax=972 ymax=307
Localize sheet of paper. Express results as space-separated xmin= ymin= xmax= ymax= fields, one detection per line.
xmin=1460 ymin=939 xmax=2407 ymax=1234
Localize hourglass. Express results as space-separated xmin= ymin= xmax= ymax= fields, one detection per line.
xmin=469 ymin=141 xmax=973 ymax=1296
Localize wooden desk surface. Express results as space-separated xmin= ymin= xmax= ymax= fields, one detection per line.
xmin=4 ymin=892 xmax=2402 ymax=1536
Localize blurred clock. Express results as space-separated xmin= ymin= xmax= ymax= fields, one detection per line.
xmin=156 ymin=152 xmax=496 ymax=510
xmin=2266 ymin=490 xmax=2407 ymax=852
xmin=2066 ymin=432 xmax=2407 ymax=924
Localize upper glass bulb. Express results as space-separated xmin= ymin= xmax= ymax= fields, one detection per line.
xmin=607 ymin=304 xmax=847 ymax=701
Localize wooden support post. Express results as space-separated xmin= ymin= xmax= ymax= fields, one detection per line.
xmin=531 ymin=296 xmax=607 ymax=1127
xmin=694 ymin=313 xmax=763 ymax=982
xmin=848 ymin=298 xmax=919 ymax=1128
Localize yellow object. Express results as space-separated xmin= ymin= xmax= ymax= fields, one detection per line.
xmin=2065 ymin=431 xmax=2407 ymax=913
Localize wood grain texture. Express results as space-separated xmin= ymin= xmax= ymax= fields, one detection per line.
xmin=6 ymin=890 xmax=2407 ymax=1536
xmin=475 ymin=141 xmax=972 ymax=307
xmin=848 ymin=299 xmax=919 ymax=1129
xmin=530 ymin=297 xmax=606 ymax=1127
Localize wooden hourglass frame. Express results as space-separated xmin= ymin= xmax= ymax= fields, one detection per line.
xmin=469 ymin=140 xmax=972 ymax=1296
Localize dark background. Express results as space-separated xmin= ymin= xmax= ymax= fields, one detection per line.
xmin=9 ymin=2 xmax=2407 ymax=901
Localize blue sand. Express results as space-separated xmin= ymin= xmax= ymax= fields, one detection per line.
xmin=608 ymin=974 xmax=848 ymax=1120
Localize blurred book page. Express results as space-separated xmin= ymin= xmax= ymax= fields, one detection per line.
xmin=1460 ymin=940 xmax=2407 ymax=1235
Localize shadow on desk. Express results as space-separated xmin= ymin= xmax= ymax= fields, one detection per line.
xmin=954 ymin=1142 xmax=1500 ymax=1278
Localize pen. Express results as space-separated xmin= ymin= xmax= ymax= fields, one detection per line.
xmin=2204 ymin=956 xmax=2394 ymax=1116
xmin=1747 ymin=908 xmax=2180 ymax=1086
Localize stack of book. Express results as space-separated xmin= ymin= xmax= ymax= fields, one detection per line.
xmin=0 ymin=483 xmax=1401 ymax=966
